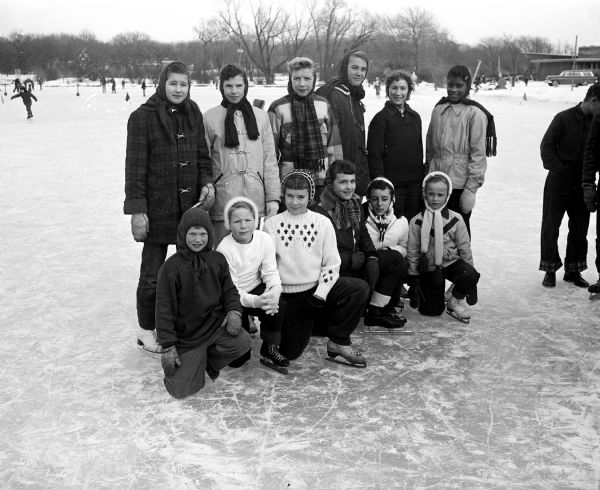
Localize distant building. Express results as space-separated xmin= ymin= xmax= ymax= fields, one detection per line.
xmin=525 ymin=46 xmax=600 ymax=79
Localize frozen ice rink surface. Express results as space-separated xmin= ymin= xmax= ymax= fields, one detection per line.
xmin=1 ymin=81 xmax=599 ymax=489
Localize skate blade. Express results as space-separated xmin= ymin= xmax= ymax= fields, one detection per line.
xmin=362 ymin=326 xmax=414 ymax=335
xmin=259 ymin=358 xmax=289 ymax=375
xmin=325 ymin=357 xmax=367 ymax=368
xmin=590 ymin=293 xmax=600 ymax=302
xmin=446 ymin=310 xmax=470 ymax=324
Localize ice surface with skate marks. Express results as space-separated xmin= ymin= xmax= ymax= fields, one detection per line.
xmin=1 ymin=81 xmax=599 ymax=488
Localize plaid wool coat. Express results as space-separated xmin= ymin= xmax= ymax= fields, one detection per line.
xmin=124 ymin=102 xmax=213 ymax=244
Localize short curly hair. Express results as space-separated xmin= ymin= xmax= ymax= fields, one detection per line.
xmin=385 ymin=70 xmax=414 ymax=100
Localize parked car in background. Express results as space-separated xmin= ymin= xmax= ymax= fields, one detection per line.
xmin=545 ymin=70 xmax=596 ymax=87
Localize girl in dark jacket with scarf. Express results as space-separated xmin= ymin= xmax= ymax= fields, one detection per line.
xmin=367 ymin=70 xmax=424 ymax=221
xmin=124 ymin=61 xmax=214 ymax=353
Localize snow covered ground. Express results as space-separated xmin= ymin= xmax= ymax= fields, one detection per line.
xmin=1 ymin=80 xmax=599 ymax=489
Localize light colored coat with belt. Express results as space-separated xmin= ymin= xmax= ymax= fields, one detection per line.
xmin=204 ymin=105 xmax=280 ymax=221
xmin=426 ymin=102 xmax=488 ymax=193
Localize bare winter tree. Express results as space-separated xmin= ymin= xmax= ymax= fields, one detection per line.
xmin=218 ymin=0 xmax=290 ymax=83
xmin=307 ymin=0 xmax=376 ymax=82
xmin=195 ymin=18 xmax=229 ymax=74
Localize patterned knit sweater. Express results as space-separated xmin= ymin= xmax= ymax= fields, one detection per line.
xmin=263 ymin=210 xmax=340 ymax=298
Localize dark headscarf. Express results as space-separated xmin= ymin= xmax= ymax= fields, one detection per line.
xmin=142 ymin=61 xmax=200 ymax=142
xmin=176 ymin=206 xmax=214 ymax=279
xmin=218 ymin=65 xmax=259 ymax=148
xmin=318 ymin=50 xmax=369 ymax=102
xmin=287 ymin=72 xmax=327 ymax=172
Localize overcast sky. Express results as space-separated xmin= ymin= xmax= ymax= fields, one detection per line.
xmin=0 ymin=0 xmax=599 ymax=48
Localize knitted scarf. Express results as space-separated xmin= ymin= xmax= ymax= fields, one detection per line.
xmin=319 ymin=184 xmax=362 ymax=232
xmin=288 ymin=82 xmax=326 ymax=172
xmin=220 ymin=98 xmax=259 ymax=148
xmin=436 ymin=96 xmax=497 ymax=157
xmin=143 ymin=62 xmax=199 ymax=143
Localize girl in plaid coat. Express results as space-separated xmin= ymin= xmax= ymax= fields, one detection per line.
xmin=124 ymin=61 xmax=214 ymax=353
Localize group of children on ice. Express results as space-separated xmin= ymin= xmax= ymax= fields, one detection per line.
xmin=124 ymin=53 xmax=495 ymax=398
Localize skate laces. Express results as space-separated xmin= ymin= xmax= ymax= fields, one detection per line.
xmin=268 ymin=344 xmax=287 ymax=363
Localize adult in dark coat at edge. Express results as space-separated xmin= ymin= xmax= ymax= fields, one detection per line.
xmin=124 ymin=61 xmax=214 ymax=353
xmin=316 ymin=50 xmax=370 ymax=197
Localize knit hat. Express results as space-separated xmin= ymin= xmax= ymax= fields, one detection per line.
xmin=176 ymin=207 xmax=214 ymax=252
xmin=281 ymin=170 xmax=316 ymax=201
xmin=223 ymin=196 xmax=259 ymax=231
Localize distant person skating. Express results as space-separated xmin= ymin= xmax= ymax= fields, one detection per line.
xmin=38 ymin=78 xmax=43 ymax=91
xmin=316 ymin=50 xmax=370 ymax=197
xmin=539 ymin=83 xmax=600 ymax=289
xmin=101 ymin=76 xmax=107 ymax=93
xmin=11 ymin=86 xmax=37 ymax=119
xmin=122 ymin=79 xmax=126 ymax=90
xmin=111 ymin=79 xmax=116 ymax=93
xmin=141 ymin=79 xmax=146 ymax=96
xmin=155 ymin=207 xmax=251 ymax=399
xmin=124 ymin=61 xmax=214 ymax=354
xmin=13 ymin=78 xmax=21 ymax=93
xmin=426 ymin=64 xmax=497 ymax=236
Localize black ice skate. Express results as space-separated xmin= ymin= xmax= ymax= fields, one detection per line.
xmin=589 ymin=280 xmax=600 ymax=301
xmin=362 ymin=306 xmax=413 ymax=335
xmin=259 ymin=343 xmax=290 ymax=375
xmin=325 ymin=340 xmax=366 ymax=368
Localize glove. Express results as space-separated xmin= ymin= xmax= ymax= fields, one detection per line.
xmin=196 ymin=184 xmax=215 ymax=210
xmin=306 ymin=294 xmax=326 ymax=314
xmin=583 ymin=186 xmax=597 ymax=213
xmin=350 ymin=251 xmax=366 ymax=271
xmin=408 ymin=277 xmax=426 ymax=309
xmin=131 ymin=213 xmax=149 ymax=242
xmin=459 ymin=188 xmax=477 ymax=214
xmin=161 ymin=345 xmax=181 ymax=376
xmin=221 ymin=310 xmax=242 ymax=336
xmin=364 ymin=257 xmax=380 ymax=291
xmin=266 ymin=201 xmax=280 ymax=217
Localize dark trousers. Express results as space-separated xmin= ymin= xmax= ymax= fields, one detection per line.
xmin=418 ymin=259 xmax=480 ymax=316
xmin=447 ymin=189 xmax=471 ymax=237
xmin=393 ymin=180 xmax=423 ymax=221
xmin=137 ymin=242 xmax=169 ymax=330
xmin=242 ymin=284 xmax=284 ymax=345
xmin=356 ymin=249 xmax=407 ymax=307
xmin=163 ymin=325 xmax=251 ymax=399
xmin=595 ymin=204 xmax=600 ymax=276
xmin=25 ymin=103 xmax=33 ymax=118
xmin=278 ymin=277 xmax=370 ymax=361
xmin=539 ymin=173 xmax=589 ymax=272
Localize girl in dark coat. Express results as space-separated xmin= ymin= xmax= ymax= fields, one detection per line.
xmin=123 ymin=61 xmax=214 ymax=353
xmin=367 ymin=70 xmax=424 ymax=221
xmin=11 ymin=87 xmax=37 ymax=119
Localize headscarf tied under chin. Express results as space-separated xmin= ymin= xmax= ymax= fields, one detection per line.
xmin=287 ymin=77 xmax=327 ymax=172
xmin=316 ymin=50 xmax=369 ymax=102
xmin=420 ymin=172 xmax=453 ymax=277
xmin=144 ymin=61 xmax=200 ymax=142
xmin=219 ymin=67 xmax=259 ymax=148
xmin=366 ymin=177 xmax=396 ymax=243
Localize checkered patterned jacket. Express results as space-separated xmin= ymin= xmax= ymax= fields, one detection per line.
xmin=124 ymin=103 xmax=212 ymax=244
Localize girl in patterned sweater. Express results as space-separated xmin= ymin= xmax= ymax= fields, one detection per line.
xmin=263 ymin=170 xmax=369 ymax=367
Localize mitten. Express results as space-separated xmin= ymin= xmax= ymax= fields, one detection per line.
xmin=364 ymin=257 xmax=380 ymax=291
xmin=161 ymin=346 xmax=181 ymax=376
xmin=459 ymin=188 xmax=477 ymax=214
xmin=418 ymin=252 xmax=429 ymax=274
xmin=431 ymin=266 xmax=444 ymax=286
xmin=408 ymin=276 xmax=425 ymax=309
xmin=583 ymin=186 xmax=597 ymax=213
xmin=222 ymin=310 xmax=242 ymax=336
xmin=131 ymin=213 xmax=149 ymax=242
xmin=196 ymin=184 xmax=215 ymax=210
xmin=350 ymin=251 xmax=366 ymax=271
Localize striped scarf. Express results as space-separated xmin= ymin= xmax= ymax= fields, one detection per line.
xmin=319 ymin=185 xmax=361 ymax=232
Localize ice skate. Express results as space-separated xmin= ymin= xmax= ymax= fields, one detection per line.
xmin=326 ymin=340 xmax=366 ymax=368
xmin=362 ymin=306 xmax=413 ymax=335
xmin=563 ymin=271 xmax=589 ymax=288
xmin=136 ymin=328 xmax=162 ymax=353
xmin=589 ymin=280 xmax=600 ymax=301
xmin=259 ymin=343 xmax=290 ymax=375
xmin=542 ymin=271 xmax=556 ymax=288
xmin=446 ymin=296 xmax=470 ymax=324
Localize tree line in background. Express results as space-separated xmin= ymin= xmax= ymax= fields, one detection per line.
xmin=0 ymin=0 xmax=564 ymax=85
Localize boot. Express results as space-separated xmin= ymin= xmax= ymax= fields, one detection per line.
xmin=542 ymin=272 xmax=556 ymax=288
xmin=364 ymin=306 xmax=406 ymax=329
xmin=137 ymin=328 xmax=161 ymax=353
xmin=447 ymin=296 xmax=470 ymax=323
xmin=563 ymin=271 xmax=589 ymax=288
xmin=260 ymin=343 xmax=290 ymax=367
xmin=326 ymin=340 xmax=366 ymax=367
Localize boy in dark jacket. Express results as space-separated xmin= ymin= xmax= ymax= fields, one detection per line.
xmin=582 ymin=86 xmax=600 ymax=296
xmin=540 ymin=83 xmax=600 ymax=288
xmin=315 ymin=160 xmax=406 ymax=329
xmin=316 ymin=50 xmax=370 ymax=197
xmin=156 ymin=207 xmax=251 ymax=399
xmin=11 ymin=86 xmax=37 ymax=119
xmin=124 ymin=61 xmax=215 ymax=353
